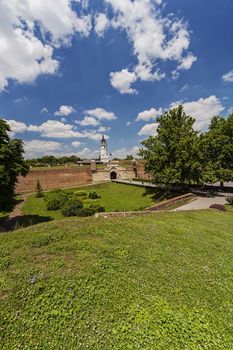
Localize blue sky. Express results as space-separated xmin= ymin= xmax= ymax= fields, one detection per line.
xmin=1 ymin=0 xmax=233 ymax=159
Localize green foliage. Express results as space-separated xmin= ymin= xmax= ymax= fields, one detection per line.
xmin=35 ymin=180 xmax=44 ymax=198
xmin=89 ymin=204 xmax=106 ymax=212
xmin=76 ymin=208 xmax=96 ymax=217
xmin=61 ymin=199 xmax=83 ymax=217
xmin=140 ymin=106 xmax=200 ymax=187
xmin=29 ymin=235 xmax=55 ymax=247
xmin=44 ymin=190 xmax=69 ymax=210
xmin=226 ymin=195 xmax=233 ymax=205
xmin=200 ymin=115 xmax=233 ymax=184
xmin=89 ymin=191 xmax=101 ymax=199
xmin=26 ymin=154 xmax=81 ymax=167
xmin=0 ymin=211 xmax=233 ymax=349
xmin=0 ymin=119 xmax=29 ymax=211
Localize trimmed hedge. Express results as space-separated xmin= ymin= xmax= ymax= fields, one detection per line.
xmin=61 ymin=199 xmax=83 ymax=217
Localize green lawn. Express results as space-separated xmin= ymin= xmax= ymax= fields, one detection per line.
xmin=22 ymin=183 xmax=156 ymax=221
xmin=1 ymin=210 xmax=233 ymax=349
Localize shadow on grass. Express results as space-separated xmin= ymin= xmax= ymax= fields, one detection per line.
xmin=0 ymin=215 xmax=53 ymax=232
xmin=143 ymin=188 xmax=184 ymax=202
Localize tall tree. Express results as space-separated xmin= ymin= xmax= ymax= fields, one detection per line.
xmin=201 ymin=114 xmax=233 ymax=187
xmin=0 ymin=119 xmax=29 ymax=210
xmin=139 ymin=106 xmax=201 ymax=187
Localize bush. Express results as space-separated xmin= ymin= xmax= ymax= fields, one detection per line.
xmin=88 ymin=191 xmax=101 ymax=199
xmin=76 ymin=208 xmax=96 ymax=217
xmin=73 ymin=190 xmax=88 ymax=197
xmin=44 ymin=190 xmax=69 ymax=210
xmin=226 ymin=195 xmax=233 ymax=205
xmin=61 ymin=199 xmax=83 ymax=217
xmin=209 ymin=204 xmax=226 ymax=212
xmin=89 ymin=204 xmax=105 ymax=213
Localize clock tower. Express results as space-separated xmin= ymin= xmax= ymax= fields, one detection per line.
xmin=100 ymin=135 xmax=109 ymax=163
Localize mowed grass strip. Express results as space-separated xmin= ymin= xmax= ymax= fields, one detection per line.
xmin=0 ymin=210 xmax=233 ymax=349
xmin=22 ymin=182 xmax=155 ymax=220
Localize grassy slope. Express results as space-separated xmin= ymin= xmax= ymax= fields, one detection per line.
xmin=22 ymin=183 xmax=155 ymax=220
xmin=1 ymin=210 xmax=233 ymax=349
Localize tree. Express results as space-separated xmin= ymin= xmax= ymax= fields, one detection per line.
xmin=0 ymin=119 xmax=29 ymax=210
xmin=201 ymin=115 xmax=233 ymax=187
xmin=139 ymin=106 xmax=201 ymax=188
xmin=125 ymin=154 xmax=133 ymax=160
xmin=35 ymin=180 xmax=44 ymax=198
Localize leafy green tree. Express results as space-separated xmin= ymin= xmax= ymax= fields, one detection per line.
xmin=125 ymin=154 xmax=133 ymax=160
xmin=201 ymin=115 xmax=233 ymax=187
xmin=0 ymin=119 xmax=29 ymax=210
xmin=139 ymin=106 xmax=201 ymax=188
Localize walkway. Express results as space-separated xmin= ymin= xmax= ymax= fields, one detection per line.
xmin=173 ymin=194 xmax=228 ymax=211
xmin=1 ymin=194 xmax=29 ymax=231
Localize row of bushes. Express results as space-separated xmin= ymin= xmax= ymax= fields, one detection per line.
xmin=44 ymin=189 xmax=105 ymax=217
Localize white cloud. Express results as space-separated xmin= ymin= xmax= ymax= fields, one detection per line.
xmin=97 ymin=126 xmax=111 ymax=132
xmin=24 ymin=139 xmax=62 ymax=158
xmin=5 ymin=119 xmax=28 ymax=136
xmin=0 ymin=0 xmax=92 ymax=91
xmin=222 ymin=70 xmax=233 ymax=82
xmin=41 ymin=107 xmax=48 ymax=114
xmin=95 ymin=13 xmax=110 ymax=36
xmin=55 ymin=105 xmax=75 ymax=116
xmin=136 ymin=107 xmax=162 ymax=122
xmin=107 ymin=0 xmax=196 ymax=93
xmin=76 ymin=116 xmax=100 ymax=126
xmin=138 ymin=122 xmax=159 ymax=136
xmin=110 ymin=69 xmax=137 ymax=94
xmin=171 ymin=95 xmax=225 ymax=130
xmin=72 ymin=141 xmax=81 ymax=148
xmin=113 ymin=146 xmax=139 ymax=159
xmin=85 ymin=107 xmax=117 ymax=120
xmin=79 ymin=147 xmax=99 ymax=159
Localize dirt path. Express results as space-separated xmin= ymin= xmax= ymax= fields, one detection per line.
xmin=172 ymin=194 xmax=228 ymax=211
xmin=1 ymin=194 xmax=30 ymax=232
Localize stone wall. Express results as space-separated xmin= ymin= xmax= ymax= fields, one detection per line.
xmin=136 ymin=162 xmax=152 ymax=180
xmin=16 ymin=167 xmax=92 ymax=194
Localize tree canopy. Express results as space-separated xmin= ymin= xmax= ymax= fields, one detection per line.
xmin=0 ymin=119 xmax=29 ymax=210
xmin=139 ymin=106 xmax=233 ymax=188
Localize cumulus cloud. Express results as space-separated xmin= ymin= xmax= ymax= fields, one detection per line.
xmin=85 ymin=108 xmax=117 ymax=120
xmin=4 ymin=118 xmax=109 ymax=141
xmin=71 ymin=141 xmax=81 ymax=148
xmin=0 ymin=0 xmax=92 ymax=91
xmin=41 ymin=107 xmax=48 ymax=114
xmin=222 ymin=70 xmax=233 ymax=82
xmin=136 ymin=108 xmax=162 ymax=122
xmin=97 ymin=126 xmax=111 ymax=132
xmin=107 ymin=0 xmax=196 ymax=93
xmin=171 ymin=95 xmax=225 ymax=130
xmin=110 ymin=69 xmax=137 ymax=94
xmin=76 ymin=116 xmax=100 ymax=127
xmin=55 ymin=105 xmax=75 ymax=116
xmin=138 ymin=122 xmax=159 ymax=136
xmin=112 ymin=146 xmax=139 ymax=159
xmin=95 ymin=13 xmax=110 ymax=36
xmin=24 ymin=140 xmax=62 ymax=158
xmin=5 ymin=119 xmax=28 ymax=136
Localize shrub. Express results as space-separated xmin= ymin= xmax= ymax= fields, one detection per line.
xmin=44 ymin=190 xmax=69 ymax=210
xmin=209 ymin=204 xmax=226 ymax=212
xmin=29 ymin=235 xmax=55 ymax=247
xmin=73 ymin=190 xmax=88 ymax=197
xmin=88 ymin=191 xmax=101 ymax=199
xmin=76 ymin=208 xmax=96 ymax=217
xmin=226 ymin=195 xmax=233 ymax=205
xmin=89 ymin=204 xmax=105 ymax=213
xmin=35 ymin=180 xmax=44 ymax=198
xmin=61 ymin=199 xmax=83 ymax=217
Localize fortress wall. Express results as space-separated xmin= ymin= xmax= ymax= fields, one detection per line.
xmin=136 ymin=162 xmax=153 ymax=180
xmin=16 ymin=167 xmax=92 ymax=194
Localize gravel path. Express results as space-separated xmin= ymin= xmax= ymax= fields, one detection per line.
xmin=1 ymin=194 xmax=29 ymax=231
xmin=173 ymin=194 xmax=228 ymax=211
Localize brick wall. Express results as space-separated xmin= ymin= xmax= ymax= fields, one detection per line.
xmin=136 ymin=162 xmax=152 ymax=180
xmin=16 ymin=167 xmax=92 ymax=194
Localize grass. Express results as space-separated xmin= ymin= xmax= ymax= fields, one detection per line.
xmin=22 ymin=183 xmax=156 ymax=221
xmin=1 ymin=210 xmax=233 ymax=349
